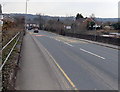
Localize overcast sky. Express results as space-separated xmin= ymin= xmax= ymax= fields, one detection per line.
xmin=0 ymin=0 xmax=119 ymax=18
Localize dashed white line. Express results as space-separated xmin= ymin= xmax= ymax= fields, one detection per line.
xmin=49 ymin=36 xmax=105 ymax=59
xmin=80 ymin=48 xmax=105 ymax=59
xmin=50 ymin=37 xmax=73 ymax=47
xmin=55 ymin=39 xmax=61 ymax=42
xmin=48 ymin=36 xmax=53 ymax=39
xmin=63 ymin=42 xmax=74 ymax=47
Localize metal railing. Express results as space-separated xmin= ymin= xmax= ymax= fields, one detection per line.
xmin=0 ymin=32 xmax=20 ymax=71
xmin=2 ymin=32 xmax=20 ymax=51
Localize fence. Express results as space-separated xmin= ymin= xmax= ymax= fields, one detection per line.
xmin=0 ymin=32 xmax=20 ymax=71
xmin=63 ymin=32 xmax=120 ymax=46
xmin=0 ymin=32 xmax=23 ymax=90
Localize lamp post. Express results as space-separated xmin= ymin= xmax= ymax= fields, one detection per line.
xmin=26 ymin=0 xmax=29 ymax=14
xmin=25 ymin=0 xmax=29 ymax=34
xmin=0 ymin=4 xmax=2 ymax=14
xmin=93 ymin=24 xmax=97 ymax=41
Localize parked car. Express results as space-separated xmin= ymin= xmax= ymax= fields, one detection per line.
xmin=27 ymin=27 xmax=32 ymax=30
xmin=34 ymin=29 xmax=39 ymax=33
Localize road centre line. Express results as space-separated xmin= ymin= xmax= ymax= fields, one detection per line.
xmin=63 ymin=42 xmax=74 ymax=47
xmin=48 ymin=36 xmax=105 ymax=60
xmin=80 ymin=48 xmax=105 ymax=60
xmin=50 ymin=36 xmax=74 ymax=47
xmin=55 ymin=38 xmax=61 ymax=42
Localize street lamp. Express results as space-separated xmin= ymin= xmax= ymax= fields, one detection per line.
xmin=25 ymin=0 xmax=29 ymax=33
xmin=25 ymin=0 xmax=29 ymax=14
xmin=93 ymin=24 xmax=97 ymax=41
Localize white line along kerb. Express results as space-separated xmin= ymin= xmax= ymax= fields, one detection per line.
xmin=80 ymin=48 xmax=105 ymax=60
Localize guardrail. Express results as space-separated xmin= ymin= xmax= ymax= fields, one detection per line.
xmin=0 ymin=32 xmax=20 ymax=71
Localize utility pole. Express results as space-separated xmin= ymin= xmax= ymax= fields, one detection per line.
xmin=0 ymin=4 xmax=2 ymax=14
xmin=25 ymin=0 xmax=29 ymax=34
xmin=26 ymin=0 xmax=28 ymax=14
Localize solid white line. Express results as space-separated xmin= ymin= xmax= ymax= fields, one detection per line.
xmin=80 ymin=48 xmax=105 ymax=60
xmin=64 ymin=42 xmax=74 ymax=47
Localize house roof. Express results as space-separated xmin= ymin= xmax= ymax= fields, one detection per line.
xmin=75 ymin=18 xmax=85 ymax=23
xmin=75 ymin=18 xmax=95 ymax=24
xmin=83 ymin=18 xmax=95 ymax=23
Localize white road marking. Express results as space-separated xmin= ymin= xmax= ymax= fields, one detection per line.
xmin=49 ymin=36 xmax=74 ymax=47
xmin=32 ymin=36 xmax=77 ymax=90
xmin=48 ymin=36 xmax=53 ymax=39
xmin=49 ymin=36 xmax=54 ymax=39
xmin=63 ymin=42 xmax=74 ymax=47
xmin=35 ymin=40 xmax=77 ymax=90
xmin=49 ymin=36 xmax=61 ymax=42
xmin=55 ymin=38 xmax=61 ymax=42
xmin=48 ymin=36 xmax=105 ymax=60
xmin=80 ymin=48 xmax=105 ymax=60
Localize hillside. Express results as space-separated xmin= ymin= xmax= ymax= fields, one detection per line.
xmin=8 ymin=13 xmax=119 ymax=23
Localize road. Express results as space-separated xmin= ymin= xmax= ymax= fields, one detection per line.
xmin=15 ymin=31 xmax=71 ymax=90
xmin=16 ymin=30 xmax=118 ymax=90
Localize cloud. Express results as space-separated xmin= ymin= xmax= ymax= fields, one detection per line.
xmin=2 ymin=1 xmax=118 ymax=18
xmin=118 ymin=1 xmax=120 ymax=18
xmin=2 ymin=0 xmax=119 ymax=3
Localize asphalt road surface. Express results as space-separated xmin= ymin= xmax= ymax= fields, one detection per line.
xmin=16 ymin=30 xmax=118 ymax=90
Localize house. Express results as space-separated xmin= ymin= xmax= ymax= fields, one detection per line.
xmin=75 ymin=18 xmax=102 ymax=30
xmin=72 ymin=18 xmax=96 ymax=32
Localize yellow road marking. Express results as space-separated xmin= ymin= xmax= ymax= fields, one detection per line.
xmin=55 ymin=61 xmax=76 ymax=88
xmin=31 ymin=32 xmax=79 ymax=90
xmin=42 ymin=44 xmax=78 ymax=90
xmin=53 ymin=60 xmax=78 ymax=90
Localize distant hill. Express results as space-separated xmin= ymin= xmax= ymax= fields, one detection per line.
xmin=95 ymin=18 xmax=118 ymax=23
xmin=9 ymin=13 xmax=118 ymax=23
xmin=9 ymin=13 xmax=38 ymax=19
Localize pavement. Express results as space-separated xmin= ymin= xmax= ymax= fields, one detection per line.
xmin=15 ymin=32 xmax=72 ymax=90
xmin=16 ymin=30 xmax=119 ymax=90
